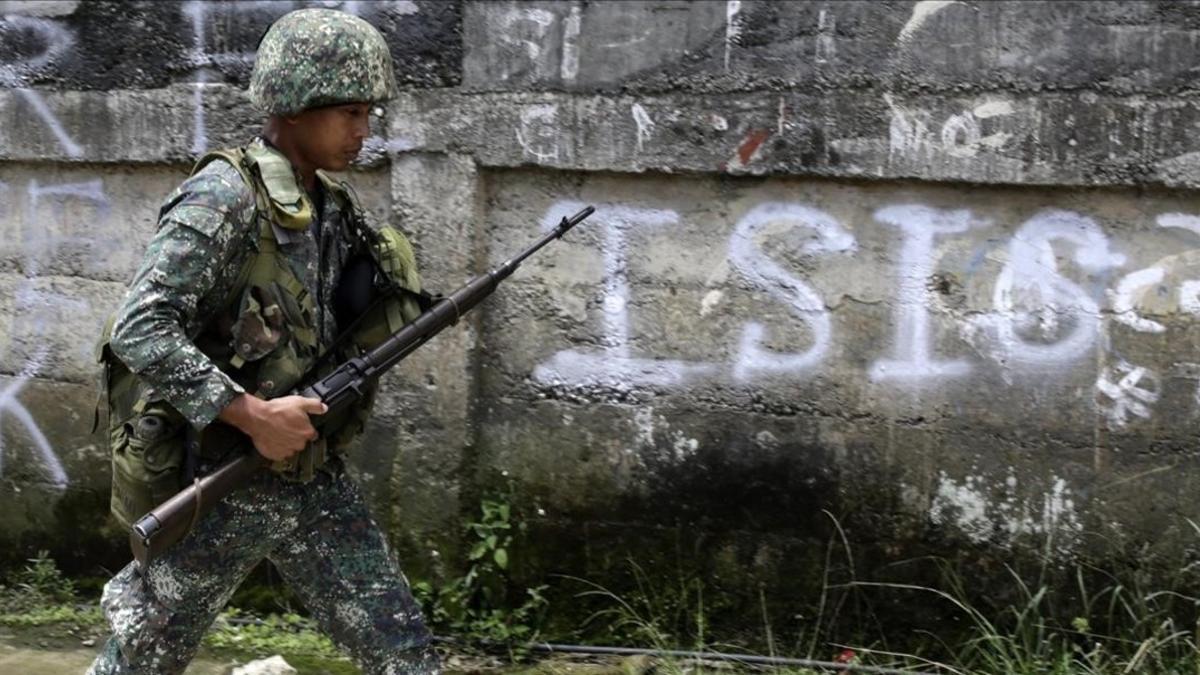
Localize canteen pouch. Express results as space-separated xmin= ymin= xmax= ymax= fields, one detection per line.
xmin=109 ymin=402 xmax=188 ymax=530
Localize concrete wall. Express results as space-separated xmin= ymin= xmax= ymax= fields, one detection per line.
xmin=4 ymin=0 xmax=1200 ymax=627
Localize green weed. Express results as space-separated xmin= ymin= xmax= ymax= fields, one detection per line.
xmin=203 ymin=608 xmax=346 ymax=660
xmin=414 ymin=495 xmax=549 ymax=651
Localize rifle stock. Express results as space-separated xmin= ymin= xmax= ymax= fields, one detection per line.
xmin=129 ymin=205 xmax=595 ymax=567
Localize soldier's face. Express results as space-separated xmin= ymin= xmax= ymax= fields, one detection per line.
xmin=290 ymin=102 xmax=372 ymax=172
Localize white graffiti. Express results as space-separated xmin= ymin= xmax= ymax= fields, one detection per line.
xmin=966 ymin=210 xmax=1125 ymax=369
xmin=1109 ymin=266 xmax=1167 ymax=333
xmin=392 ymin=1 xmax=419 ymax=16
xmin=15 ymin=89 xmax=83 ymax=158
xmin=23 ymin=178 xmax=113 ymax=353
xmin=182 ymin=0 xmax=212 ymax=153
xmin=974 ymin=100 xmax=1016 ymax=119
xmin=182 ymin=1 xmax=208 ymax=65
xmin=561 ymin=4 xmax=582 ymax=82
xmin=498 ymin=6 xmax=556 ymax=79
xmin=0 ymin=378 xmax=67 ymax=487
xmin=362 ymin=135 xmax=418 ymax=156
xmin=0 ymin=14 xmax=75 ymax=86
xmin=191 ymin=71 xmax=209 ymax=155
xmin=940 ymin=112 xmax=981 ymax=158
xmin=1157 ymin=212 xmax=1200 ymax=237
xmin=0 ymin=14 xmax=83 ymax=157
xmin=0 ymin=178 xmax=111 ymax=488
xmin=1095 ymin=360 xmax=1160 ymax=428
xmin=532 ymin=200 xmax=717 ymax=389
xmin=631 ymin=103 xmax=654 ymax=153
xmin=1180 ymin=280 xmax=1200 ymax=316
xmin=887 ymin=96 xmax=1016 ymax=161
xmin=814 ymin=9 xmax=835 ymax=64
xmin=897 ymin=0 xmax=962 ymax=46
xmin=1156 ymin=212 xmax=1200 ymax=317
xmin=885 ymin=94 xmax=931 ymax=159
xmin=528 ymin=198 xmax=1170 ymax=396
xmin=518 ymin=194 xmax=1200 ymax=434
xmin=490 ymin=3 xmax=595 ymax=84
xmin=0 ymin=1 xmax=80 ymax=16
xmin=1092 ymin=214 xmax=1200 ymax=425
xmin=516 ymin=104 xmax=561 ymax=162
xmin=724 ymin=0 xmax=741 ymax=71
xmin=729 ymin=202 xmax=855 ymax=380
xmin=182 ymin=0 xmax=284 ymax=152
xmin=1096 ymin=212 xmax=1200 ymax=336
xmin=872 ymin=205 xmax=982 ymax=381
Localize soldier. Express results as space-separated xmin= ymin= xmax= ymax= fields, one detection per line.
xmin=87 ymin=8 xmax=439 ymax=674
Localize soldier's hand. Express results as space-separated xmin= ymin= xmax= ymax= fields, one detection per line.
xmin=219 ymin=393 xmax=328 ymax=461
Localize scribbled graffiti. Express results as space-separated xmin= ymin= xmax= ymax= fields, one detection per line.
xmin=0 ymin=14 xmax=84 ymax=157
xmin=182 ymin=0 xmax=387 ymax=154
xmin=529 ymin=197 xmax=1200 ymax=431
xmin=516 ymin=104 xmax=561 ymax=163
xmin=887 ymin=95 xmax=1018 ymax=162
xmin=181 ymin=0 xmax=274 ymax=153
xmin=1095 ymin=360 xmax=1160 ymax=428
xmin=498 ymin=7 xmax=556 ymax=77
xmin=0 ymin=14 xmax=75 ymax=87
xmin=630 ymin=104 xmax=654 ymax=154
xmin=0 ymin=176 xmax=116 ymax=487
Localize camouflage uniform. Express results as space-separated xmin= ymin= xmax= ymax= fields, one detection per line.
xmin=87 ymin=8 xmax=437 ymax=675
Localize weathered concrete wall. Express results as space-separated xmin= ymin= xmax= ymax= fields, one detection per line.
xmin=3 ymin=0 xmax=1200 ymax=631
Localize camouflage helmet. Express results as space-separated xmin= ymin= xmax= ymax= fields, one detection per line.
xmin=249 ymin=8 xmax=397 ymax=116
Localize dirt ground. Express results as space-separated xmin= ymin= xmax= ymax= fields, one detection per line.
xmin=0 ymin=624 xmax=643 ymax=674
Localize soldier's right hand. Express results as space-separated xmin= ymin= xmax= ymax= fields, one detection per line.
xmin=219 ymin=393 xmax=328 ymax=461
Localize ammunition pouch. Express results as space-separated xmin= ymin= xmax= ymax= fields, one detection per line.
xmin=348 ymin=226 xmax=423 ymax=350
xmin=96 ymin=329 xmax=192 ymax=529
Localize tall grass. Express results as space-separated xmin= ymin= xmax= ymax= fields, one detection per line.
xmin=570 ymin=516 xmax=1200 ymax=674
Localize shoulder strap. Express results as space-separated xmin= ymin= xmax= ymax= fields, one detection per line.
xmin=191 ymin=148 xmax=244 ymax=176
xmin=192 ymin=148 xmax=272 ymax=217
xmin=191 ymin=148 xmax=274 ymax=329
xmin=317 ymin=172 xmax=375 ymax=251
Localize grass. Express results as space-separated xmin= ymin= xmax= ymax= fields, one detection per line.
xmin=5 ymin=513 xmax=1200 ymax=675
xmin=560 ymin=514 xmax=1200 ymax=674
xmin=0 ymin=551 xmax=356 ymax=671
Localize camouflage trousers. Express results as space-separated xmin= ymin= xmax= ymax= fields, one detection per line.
xmin=86 ymin=457 xmax=439 ymax=675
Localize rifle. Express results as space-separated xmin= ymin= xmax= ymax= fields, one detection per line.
xmin=129 ymin=205 xmax=596 ymax=567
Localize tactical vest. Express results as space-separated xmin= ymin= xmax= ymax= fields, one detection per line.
xmin=97 ymin=142 xmax=422 ymax=529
